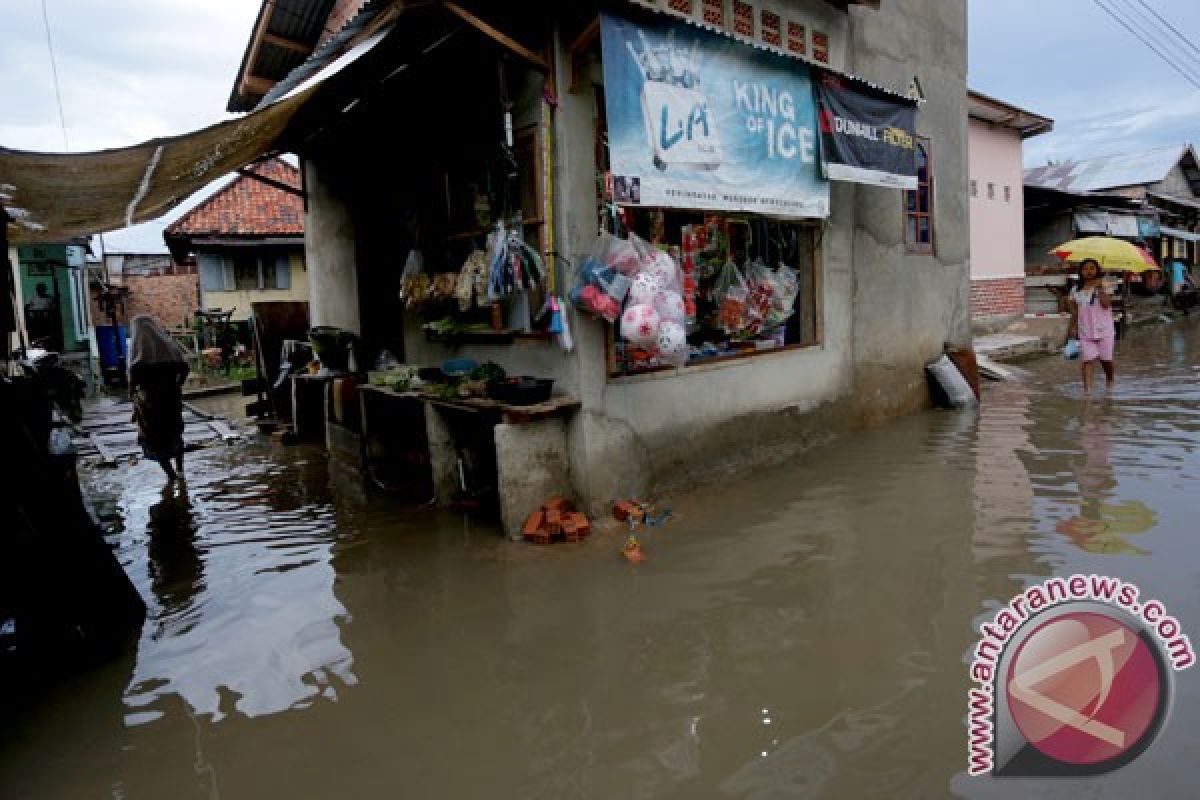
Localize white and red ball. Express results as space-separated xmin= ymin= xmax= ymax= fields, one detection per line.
xmin=621 ymin=303 xmax=661 ymax=346
xmin=628 ymin=271 xmax=663 ymax=306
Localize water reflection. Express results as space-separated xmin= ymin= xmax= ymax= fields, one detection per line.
xmin=1055 ymin=406 xmax=1156 ymax=555
xmin=107 ymin=447 xmax=356 ymax=725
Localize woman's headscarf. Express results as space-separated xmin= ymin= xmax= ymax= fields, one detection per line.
xmin=129 ymin=314 xmax=187 ymax=367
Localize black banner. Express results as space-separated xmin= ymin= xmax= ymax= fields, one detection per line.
xmin=814 ymin=72 xmax=918 ymax=189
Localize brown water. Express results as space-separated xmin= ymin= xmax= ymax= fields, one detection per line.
xmin=4 ymin=320 xmax=1200 ymax=798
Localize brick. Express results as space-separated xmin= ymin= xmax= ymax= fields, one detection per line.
xmin=568 ymin=513 xmax=591 ymax=538
xmin=613 ymin=501 xmax=645 ymax=523
xmin=544 ymin=509 xmax=562 ymax=536
xmin=522 ymin=511 xmax=545 ymax=538
xmin=542 ymin=496 xmax=574 ymax=513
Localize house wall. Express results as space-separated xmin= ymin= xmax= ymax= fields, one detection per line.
xmin=844 ymin=0 xmax=970 ymax=423
xmin=968 ymin=118 xmax=1026 ymax=318
xmin=201 ymin=251 xmax=309 ymax=322
xmin=304 ymin=158 xmax=361 ymax=334
xmin=91 ymin=273 xmax=200 ymax=329
xmin=1150 ymin=162 xmax=1196 ymax=199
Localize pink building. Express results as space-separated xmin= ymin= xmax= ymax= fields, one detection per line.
xmin=967 ymin=91 xmax=1053 ymax=321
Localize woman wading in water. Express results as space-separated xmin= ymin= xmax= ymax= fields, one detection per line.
xmin=129 ymin=315 xmax=190 ymax=482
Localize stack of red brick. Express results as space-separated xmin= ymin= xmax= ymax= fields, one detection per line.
xmin=523 ymin=497 xmax=591 ymax=544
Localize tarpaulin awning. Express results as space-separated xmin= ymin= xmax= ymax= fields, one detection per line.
xmin=1161 ymin=225 xmax=1200 ymax=243
xmin=0 ymin=17 xmax=397 ymax=245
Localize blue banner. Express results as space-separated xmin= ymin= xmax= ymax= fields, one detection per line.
xmin=600 ymin=13 xmax=829 ymax=218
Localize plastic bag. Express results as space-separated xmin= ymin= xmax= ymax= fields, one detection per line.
xmin=926 ymin=355 xmax=978 ymax=409
xmin=398 ymin=248 xmax=426 ymax=308
xmin=711 ymin=258 xmax=749 ymax=335
xmin=1063 ymin=338 xmax=1081 ymax=360
xmin=593 ymin=230 xmax=642 ymax=276
xmin=570 ymin=234 xmax=634 ymax=322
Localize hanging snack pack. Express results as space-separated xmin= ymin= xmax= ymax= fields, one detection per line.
xmin=570 ymin=232 xmax=633 ymax=322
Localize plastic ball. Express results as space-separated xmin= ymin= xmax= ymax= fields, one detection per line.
xmin=648 ymin=251 xmax=679 ymax=289
xmin=628 ymin=272 xmax=661 ymax=306
xmin=621 ymin=303 xmax=661 ymax=346
xmin=657 ymin=321 xmax=687 ymax=354
xmin=653 ymin=290 xmax=686 ymax=322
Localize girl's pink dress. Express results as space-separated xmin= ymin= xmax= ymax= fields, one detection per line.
xmin=1071 ymin=286 xmax=1115 ymax=362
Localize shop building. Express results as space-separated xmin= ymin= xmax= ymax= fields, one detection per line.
xmin=224 ymin=0 xmax=969 ymax=532
xmin=966 ymin=90 xmax=1051 ymax=323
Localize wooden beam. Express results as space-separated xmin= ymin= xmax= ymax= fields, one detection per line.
xmin=239 ymin=1 xmax=276 ymax=102
xmin=240 ymin=74 xmax=277 ymax=98
xmin=567 ymin=16 xmax=601 ymax=94
xmin=442 ymin=1 xmax=549 ymax=73
xmin=262 ymin=31 xmax=312 ymax=55
xmin=237 ymin=167 xmax=305 ymax=199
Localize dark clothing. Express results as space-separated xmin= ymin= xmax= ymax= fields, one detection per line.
xmin=131 ymin=362 xmax=189 ymax=462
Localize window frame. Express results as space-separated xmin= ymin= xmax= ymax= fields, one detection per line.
xmin=904 ymin=137 xmax=935 ymax=256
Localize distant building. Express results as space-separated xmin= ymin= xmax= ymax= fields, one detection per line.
xmin=90 ymin=222 xmax=199 ymax=332
xmin=1025 ymin=144 xmax=1200 ymax=272
xmin=966 ymin=90 xmax=1052 ymax=322
xmin=164 ymin=158 xmax=308 ymax=336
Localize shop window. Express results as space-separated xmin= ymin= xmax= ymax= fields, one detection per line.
xmin=904 ymin=139 xmax=935 ymax=254
xmin=608 ymin=211 xmax=821 ymax=378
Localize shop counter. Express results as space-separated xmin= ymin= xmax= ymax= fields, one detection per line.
xmin=358 ymin=386 xmax=580 ymax=537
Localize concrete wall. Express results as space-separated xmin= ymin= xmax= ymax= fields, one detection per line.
xmin=844 ymin=0 xmax=970 ymax=424
xmin=201 ymin=252 xmax=309 ymax=322
xmin=968 ymin=119 xmax=1025 ymax=280
xmin=304 ymin=157 xmax=361 ymax=334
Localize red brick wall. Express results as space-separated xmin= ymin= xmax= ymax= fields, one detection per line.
xmin=319 ymin=0 xmax=369 ymax=46
xmin=971 ymin=276 xmax=1025 ymax=318
xmin=91 ymin=274 xmax=200 ymax=329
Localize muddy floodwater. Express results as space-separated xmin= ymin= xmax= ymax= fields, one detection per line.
xmin=5 ymin=320 xmax=1200 ymax=799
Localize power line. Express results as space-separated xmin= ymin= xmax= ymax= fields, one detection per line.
xmin=1134 ymin=0 xmax=1200 ymax=61
xmin=39 ymin=0 xmax=70 ymax=150
xmin=1093 ymin=0 xmax=1200 ymax=90
xmin=1109 ymin=0 xmax=1200 ymax=73
xmin=1112 ymin=0 xmax=1200 ymax=72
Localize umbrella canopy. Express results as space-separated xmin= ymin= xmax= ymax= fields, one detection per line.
xmin=1050 ymin=237 xmax=1160 ymax=273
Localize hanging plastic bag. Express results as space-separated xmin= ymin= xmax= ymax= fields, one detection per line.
xmin=570 ymin=233 xmax=634 ymax=322
xmin=1063 ymin=338 xmax=1081 ymax=360
xmin=398 ymin=248 xmax=425 ymax=307
xmin=768 ymin=264 xmax=800 ymax=330
xmin=711 ymin=258 xmax=749 ymax=336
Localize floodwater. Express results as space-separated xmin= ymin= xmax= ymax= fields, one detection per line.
xmin=4 ymin=321 xmax=1200 ymax=799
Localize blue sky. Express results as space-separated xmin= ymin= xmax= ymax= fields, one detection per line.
xmin=969 ymin=0 xmax=1200 ymax=166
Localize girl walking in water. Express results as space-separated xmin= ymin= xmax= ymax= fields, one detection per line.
xmin=129 ymin=315 xmax=190 ymax=482
xmin=1067 ymin=258 xmax=1116 ymax=393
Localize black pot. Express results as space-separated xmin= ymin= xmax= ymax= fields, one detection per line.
xmin=488 ymin=376 xmax=553 ymax=406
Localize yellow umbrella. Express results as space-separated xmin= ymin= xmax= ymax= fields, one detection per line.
xmin=1050 ymin=237 xmax=1160 ymax=273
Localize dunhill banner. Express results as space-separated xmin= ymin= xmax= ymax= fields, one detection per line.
xmin=814 ymin=72 xmax=918 ymax=189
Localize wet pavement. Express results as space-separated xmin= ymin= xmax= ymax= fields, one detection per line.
xmin=3 ymin=319 xmax=1200 ymax=798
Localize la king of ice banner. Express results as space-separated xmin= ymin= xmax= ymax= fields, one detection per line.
xmin=600 ymin=13 xmax=830 ymax=218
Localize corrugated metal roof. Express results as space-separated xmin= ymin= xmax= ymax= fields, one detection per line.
xmin=1161 ymin=225 xmax=1200 ymax=243
xmin=1025 ymin=144 xmax=1192 ymax=193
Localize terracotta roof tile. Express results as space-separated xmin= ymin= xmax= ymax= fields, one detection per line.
xmin=166 ymin=158 xmax=303 ymax=237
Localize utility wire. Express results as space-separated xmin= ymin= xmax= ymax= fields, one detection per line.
xmin=40 ymin=0 xmax=70 ymax=150
xmin=1109 ymin=0 xmax=1200 ymax=73
xmin=1135 ymin=0 xmax=1200 ymax=60
xmin=1111 ymin=0 xmax=1200 ymax=72
xmin=1093 ymin=0 xmax=1200 ymax=90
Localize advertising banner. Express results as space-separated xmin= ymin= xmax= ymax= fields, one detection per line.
xmin=600 ymin=13 xmax=829 ymax=218
xmin=813 ymin=72 xmax=918 ymax=189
